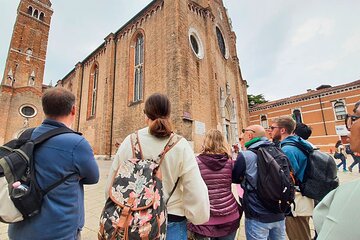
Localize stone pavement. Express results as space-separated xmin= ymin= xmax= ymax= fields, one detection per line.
xmin=1 ymin=160 xmax=359 ymax=240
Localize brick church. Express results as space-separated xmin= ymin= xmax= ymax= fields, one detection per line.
xmin=1 ymin=0 xmax=249 ymax=156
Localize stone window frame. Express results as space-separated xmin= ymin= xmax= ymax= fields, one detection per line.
xmin=128 ymin=30 xmax=145 ymax=105
xmin=27 ymin=6 xmax=33 ymax=15
xmin=33 ymin=9 xmax=39 ymax=18
xmin=332 ymin=100 xmax=347 ymax=121
xmin=87 ymin=62 xmax=99 ymax=119
xmin=215 ymin=26 xmax=229 ymax=59
xmin=19 ymin=104 xmax=37 ymax=118
xmin=292 ymin=108 xmax=303 ymax=123
xmin=39 ymin=12 xmax=45 ymax=21
xmin=188 ymin=27 xmax=204 ymax=59
xmin=260 ymin=114 xmax=269 ymax=129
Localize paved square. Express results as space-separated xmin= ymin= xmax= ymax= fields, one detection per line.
xmin=1 ymin=160 xmax=359 ymax=239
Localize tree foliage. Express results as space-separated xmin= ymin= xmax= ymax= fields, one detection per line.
xmin=248 ymin=94 xmax=268 ymax=108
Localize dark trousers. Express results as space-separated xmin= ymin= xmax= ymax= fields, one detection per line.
xmin=337 ymin=155 xmax=347 ymax=170
xmin=350 ymin=155 xmax=360 ymax=170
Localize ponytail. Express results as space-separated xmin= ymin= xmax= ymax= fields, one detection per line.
xmin=149 ymin=118 xmax=172 ymax=138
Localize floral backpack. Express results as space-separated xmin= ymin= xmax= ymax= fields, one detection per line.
xmin=98 ymin=132 xmax=182 ymax=240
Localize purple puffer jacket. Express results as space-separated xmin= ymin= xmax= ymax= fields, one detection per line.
xmin=197 ymin=153 xmax=238 ymax=216
xmin=188 ymin=153 xmax=240 ymax=237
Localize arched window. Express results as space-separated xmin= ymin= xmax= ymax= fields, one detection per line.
xmin=28 ymin=71 xmax=35 ymax=86
xmin=260 ymin=115 xmax=268 ymax=128
xmin=26 ymin=48 xmax=32 ymax=61
xmin=88 ymin=64 xmax=99 ymax=118
xmin=33 ymin=9 xmax=39 ymax=18
xmin=134 ymin=34 xmax=144 ymax=102
xmin=225 ymin=104 xmax=232 ymax=143
xmin=216 ymin=27 xmax=226 ymax=57
xmin=333 ymin=101 xmax=347 ymax=120
xmin=293 ymin=109 xmax=303 ymax=123
xmin=27 ymin=6 xmax=33 ymax=15
xmin=39 ymin=12 xmax=44 ymax=21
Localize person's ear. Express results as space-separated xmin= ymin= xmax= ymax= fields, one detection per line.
xmin=280 ymin=128 xmax=286 ymax=134
xmin=71 ymin=105 xmax=76 ymax=116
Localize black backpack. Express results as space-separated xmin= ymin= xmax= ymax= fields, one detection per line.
xmin=0 ymin=127 xmax=79 ymax=223
xmin=249 ymin=144 xmax=295 ymax=214
xmin=282 ymin=142 xmax=339 ymax=201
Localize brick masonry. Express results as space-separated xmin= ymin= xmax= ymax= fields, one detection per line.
xmin=0 ymin=0 xmax=249 ymax=155
xmin=249 ymin=80 xmax=360 ymax=152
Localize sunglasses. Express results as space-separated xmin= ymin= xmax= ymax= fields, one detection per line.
xmin=269 ymin=126 xmax=280 ymax=130
xmin=345 ymin=114 xmax=360 ymax=130
xmin=242 ymin=129 xmax=255 ymax=133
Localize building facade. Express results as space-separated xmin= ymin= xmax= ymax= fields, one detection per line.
xmin=1 ymin=0 xmax=249 ymax=155
xmin=0 ymin=0 xmax=52 ymax=144
xmin=249 ymin=80 xmax=360 ymax=152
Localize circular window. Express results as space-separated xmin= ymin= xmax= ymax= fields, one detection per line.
xmin=188 ymin=28 xmax=204 ymax=59
xmin=19 ymin=105 xmax=37 ymax=118
xmin=216 ymin=27 xmax=228 ymax=59
xmin=190 ymin=35 xmax=199 ymax=54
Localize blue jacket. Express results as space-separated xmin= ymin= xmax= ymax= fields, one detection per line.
xmin=232 ymin=137 xmax=285 ymax=223
xmin=8 ymin=119 xmax=99 ymax=240
xmin=280 ymin=135 xmax=313 ymax=182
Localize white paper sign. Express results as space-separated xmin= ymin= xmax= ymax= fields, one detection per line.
xmin=195 ymin=121 xmax=206 ymax=135
xmin=335 ymin=125 xmax=349 ymax=136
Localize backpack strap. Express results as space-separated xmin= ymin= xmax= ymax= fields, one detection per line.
xmin=42 ymin=172 xmax=78 ymax=195
xmin=33 ymin=127 xmax=80 ymax=145
xmin=281 ymin=142 xmax=311 ymax=156
xmin=12 ymin=128 xmax=36 ymax=148
xmin=166 ymin=177 xmax=180 ymax=205
xmin=31 ymin=127 xmax=81 ymax=195
xmin=18 ymin=128 xmax=36 ymax=141
xmin=158 ymin=133 xmax=183 ymax=166
xmin=130 ymin=132 xmax=143 ymax=159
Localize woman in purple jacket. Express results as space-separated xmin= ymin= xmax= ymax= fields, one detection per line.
xmin=188 ymin=129 xmax=241 ymax=240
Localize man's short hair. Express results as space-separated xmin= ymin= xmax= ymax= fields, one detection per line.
xmin=42 ymin=87 xmax=75 ymax=117
xmin=353 ymin=101 xmax=360 ymax=114
xmin=273 ymin=116 xmax=296 ymax=134
xmin=294 ymin=123 xmax=312 ymax=140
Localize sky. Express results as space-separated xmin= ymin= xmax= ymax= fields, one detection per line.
xmin=1 ymin=0 xmax=360 ymax=101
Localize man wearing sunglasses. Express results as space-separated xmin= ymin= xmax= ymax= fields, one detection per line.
xmin=269 ymin=116 xmax=314 ymax=240
xmin=313 ymin=101 xmax=360 ymax=239
xmin=232 ymin=125 xmax=286 ymax=240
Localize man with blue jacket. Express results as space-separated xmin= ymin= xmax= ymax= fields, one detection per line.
xmin=233 ymin=125 xmax=286 ymax=240
xmin=269 ymin=116 xmax=314 ymax=240
xmin=8 ymin=87 xmax=99 ymax=240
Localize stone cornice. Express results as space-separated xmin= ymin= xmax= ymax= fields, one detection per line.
xmin=188 ymin=1 xmax=215 ymax=21
xmin=116 ymin=0 xmax=164 ymax=39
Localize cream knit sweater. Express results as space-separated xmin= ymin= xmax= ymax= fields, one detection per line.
xmin=105 ymin=127 xmax=210 ymax=225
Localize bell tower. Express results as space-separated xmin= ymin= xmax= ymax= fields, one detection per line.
xmin=2 ymin=0 xmax=53 ymax=89
xmin=0 ymin=0 xmax=53 ymax=145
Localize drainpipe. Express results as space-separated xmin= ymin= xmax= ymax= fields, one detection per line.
xmin=77 ymin=63 xmax=84 ymax=131
xmin=109 ymin=37 xmax=118 ymax=159
xmin=319 ymin=95 xmax=328 ymax=135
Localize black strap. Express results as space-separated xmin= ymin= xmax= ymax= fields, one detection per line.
xmin=18 ymin=128 xmax=36 ymax=141
xmin=42 ymin=173 xmax=78 ymax=195
xmin=33 ymin=127 xmax=80 ymax=145
xmin=281 ymin=142 xmax=311 ymax=156
xmin=166 ymin=178 xmax=180 ymax=205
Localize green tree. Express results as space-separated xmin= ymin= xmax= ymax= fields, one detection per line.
xmin=248 ymin=94 xmax=268 ymax=108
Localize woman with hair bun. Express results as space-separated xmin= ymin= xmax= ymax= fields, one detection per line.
xmin=105 ymin=93 xmax=210 ymax=240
